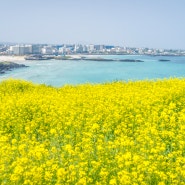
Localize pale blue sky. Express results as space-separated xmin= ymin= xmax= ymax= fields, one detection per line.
xmin=1 ymin=0 xmax=185 ymax=49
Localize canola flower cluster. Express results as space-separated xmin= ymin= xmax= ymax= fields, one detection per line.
xmin=0 ymin=78 xmax=185 ymax=185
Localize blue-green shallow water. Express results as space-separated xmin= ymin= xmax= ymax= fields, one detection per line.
xmin=0 ymin=55 xmax=185 ymax=87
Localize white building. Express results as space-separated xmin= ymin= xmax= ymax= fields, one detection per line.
xmin=10 ymin=45 xmax=32 ymax=55
xmin=41 ymin=46 xmax=53 ymax=55
xmin=74 ymin=44 xmax=83 ymax=53
xmin=88 ymin=44 xmax=95 ymax=52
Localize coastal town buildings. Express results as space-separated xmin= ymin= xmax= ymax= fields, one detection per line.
xmin=9 ymin=45 xmax=32 ymax=55
xmin=0 ymin=43 xmax=185 ymax=56
xmin=41 ymin=46 xmax=54 ymax=55
xmin=32 ymin=45 xmax=42 ymax=54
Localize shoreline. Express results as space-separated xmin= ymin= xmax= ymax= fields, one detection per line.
xmin=0 ymin=55 xmax=25 ymax=62
xmin=0 ymin=54 xmax=175 ymax=64
xmin=0 ymin=55 xmax=95 ymax=62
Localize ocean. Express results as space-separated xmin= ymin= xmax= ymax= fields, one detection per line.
xmin=0 ymin=55 xmax=185 ymax=87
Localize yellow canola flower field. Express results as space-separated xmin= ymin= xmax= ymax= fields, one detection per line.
xmin=1 ymin=78 xmax=185 ymax=185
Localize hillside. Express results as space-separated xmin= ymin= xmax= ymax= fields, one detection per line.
xmin=0 ymin=79 xmax=185 ymax=184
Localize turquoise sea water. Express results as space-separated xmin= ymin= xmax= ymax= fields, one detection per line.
xmin=0 ymin=55 xmax=185 ymax=87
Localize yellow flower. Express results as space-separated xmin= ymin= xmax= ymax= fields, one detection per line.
xmin=1 ymin=78 xmax=185 ymax=184
xmin=109 ymin=178 xmax=117 ymax=185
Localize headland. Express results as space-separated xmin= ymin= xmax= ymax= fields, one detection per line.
xmin=0 ymin=61 xmax=28 ymax=74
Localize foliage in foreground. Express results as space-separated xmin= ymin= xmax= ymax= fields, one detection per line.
xmin=0 ymin=79 xmax=185 ymax=185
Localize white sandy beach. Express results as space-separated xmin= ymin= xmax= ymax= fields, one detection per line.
xmin=0 ymin=55 xmax=89 ymax=61
xmin=0 ymin=54 xmax=100 ymax=63
xmin=0 ymin=55 xmax=25 ymax=62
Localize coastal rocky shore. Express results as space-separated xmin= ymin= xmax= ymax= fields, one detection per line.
xmin=0 ymin=61 xmax=28 ymax=74
xmin=54 ymin=55 xmax=144 ymax=62
xmin=0 ymin=55 xmax=144 ymax=63
xmin=40 ymin=55 xmax=144 ymax=62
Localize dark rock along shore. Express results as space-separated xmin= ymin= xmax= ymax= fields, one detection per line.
xmin=0 ymin=61 xmax=28 ymax=74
